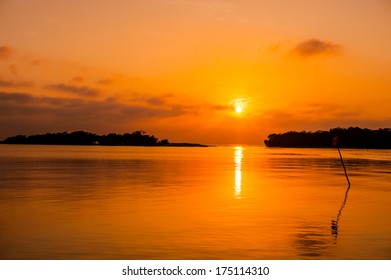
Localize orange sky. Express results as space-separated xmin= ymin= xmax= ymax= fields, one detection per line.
xmin=1 ymin=0 xmax=391 ymax=144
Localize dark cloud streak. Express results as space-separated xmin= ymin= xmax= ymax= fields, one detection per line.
xmin=0 ymin=79 xmax=35 ymax=88
xmin=293 ymin=39 xmax=342 ymax=57
xmin=0 ymin=91 xmax=35 ymax=104
xmin=9 ymin=64 xmax=18 ymax=75
xmin=49 ymin=83 xmax=101 ymax=97
xmin=0 ymin=46 xmax=13 ymax=60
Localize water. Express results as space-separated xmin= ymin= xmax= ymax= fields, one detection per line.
xmin=0 ymin=145 xmax=390 ymax=259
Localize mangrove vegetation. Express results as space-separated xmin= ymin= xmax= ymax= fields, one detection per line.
xmin=1 ymin=130 xmax=207 ymax=147
xmin=264 ymin=127 xmax=391 ymax=149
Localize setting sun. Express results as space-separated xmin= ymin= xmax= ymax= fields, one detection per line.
xmin=235 ymin=106 xmax=243 ymax=113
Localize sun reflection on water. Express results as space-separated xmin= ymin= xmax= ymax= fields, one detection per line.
xmin=234 ymin=146 xmax=243 ymax=198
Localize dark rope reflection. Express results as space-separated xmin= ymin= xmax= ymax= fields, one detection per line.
xmin=331 ymin=183 xmax=351 ymax=238
xmin=331 ymin=138 xmax=351 ymax=239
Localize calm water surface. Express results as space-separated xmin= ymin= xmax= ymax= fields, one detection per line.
xmin=0 ymin=145 xmax=390 ymax=259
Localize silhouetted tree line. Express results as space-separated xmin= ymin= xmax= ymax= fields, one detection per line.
xmin=1 ymin=130 xmax=171 ymax=146
xmin=264 ymin=127 xmax=391 ymax=149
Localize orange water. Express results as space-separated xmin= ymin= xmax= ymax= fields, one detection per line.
xmin=0 ymin=145 xmax=390 ymax=259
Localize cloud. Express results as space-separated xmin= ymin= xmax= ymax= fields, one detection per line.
xmin=0 ymin=46 xmax=13 ymax=61
xmin=211 ymin=104 xmax=230 ymax=110
xmin=129 ymin=92 xmax=175 ymax=107
xmin=30 ymin=59 xmax=46 ymax=67
xmin=0 ymin=79 xmax=35 ymax=88
xmin=293 ymin=39 xmax=342 ymax=57
xmin=96 ymin=75 xmax=142 ymax=85
xmin=0 ymin=90 xmax=232 ymax=139
xmin=130 ymin=92 xmax=230 ymax=113
xmin=97 ymin=78 xmax=113 ymax=85
xmin=8 ymin=64 xmax=18 ymax=76
xmin=0 ymin=91 xmax=35 ymax=104
xmin=0 ymin=91 xmax=191 ymax=138
xmin=265 ymin=43 xmax=282 ymax=53
xmin=146 ymin=96 xmax=166 ymax=106
xmin=71 ymin=76 xmax=85 ymax=83
xmin=49 ymin=83 xmax=100 ymax=97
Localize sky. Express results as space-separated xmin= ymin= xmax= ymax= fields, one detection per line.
xmin=1 ymin=0 xmax=391 ymax=144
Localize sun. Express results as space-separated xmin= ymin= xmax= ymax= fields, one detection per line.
xmin=235 ymin=105 xmax=242 ymax=113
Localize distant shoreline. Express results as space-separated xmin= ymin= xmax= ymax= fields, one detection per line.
xmin=0 ymin=131 xmax=208 ymax=147
xmin=264 ymin=145 xmax=390 ymax=150
xmin=264 ymin=127 xmax=391 ymax=149
xmin=0 ymin=142 xmax=208 ymax=147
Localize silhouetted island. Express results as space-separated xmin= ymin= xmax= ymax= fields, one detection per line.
xmin=264 ymin=127 xmax=391 ymax=149
xmin=0 ymin=130 xmax=207 ymax=147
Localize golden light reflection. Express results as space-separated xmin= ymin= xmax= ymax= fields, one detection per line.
xmin=234 ymin=146 xmax=243 ymax=198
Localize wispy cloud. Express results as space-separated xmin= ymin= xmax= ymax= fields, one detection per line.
xmin=96 ymin=75 xmax=143 ymax=86
xmin=0 ymin=79 xmax=34 ymax=88
xmin=70 ymin=76 xmax=85 ymax=83
xmin=293 ymin=39 xmax=342 ymax=57
xmin=9 ymin=64 xmax=18 ymax=76
xmin=129 ymin=92 xmax=175 ymax=107
xmin=97 ymin=78 xmax=113 ymax=85
xmin=49 ymin=83 xmax=101 ymax=97
xmin=0 ymin=46 xmax=13 ymax=61
xmin=146 ymin=96 xmax=167 ymax=106
xmin=128 ymin=92 xmax=231 ymax=113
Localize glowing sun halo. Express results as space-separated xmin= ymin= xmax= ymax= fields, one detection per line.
xmin=235 ymin=106 xmax=242 ymax=113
